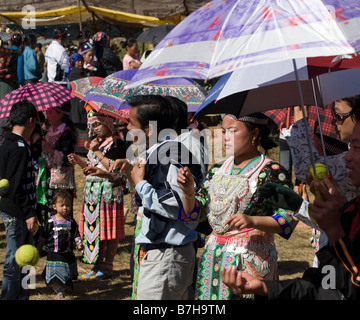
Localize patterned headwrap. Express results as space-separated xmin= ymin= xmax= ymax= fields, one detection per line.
xmin=69 ymin=53 xmax=83 ymax=68
xmin=87 ymin=110 xmax=116 ymax=137
xmin=80 ymin=41 xmax=94 ymax=54
xmin=93 ymin=31 xmax=110 ymax=47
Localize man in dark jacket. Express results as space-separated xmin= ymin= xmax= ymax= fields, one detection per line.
xmin=221 ymin=121 xmax=360 ymax=300
xmin=0 ymin=100 xmax=38 ymax=300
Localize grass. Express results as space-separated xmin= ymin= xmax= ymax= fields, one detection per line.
xmin=0 ymin=125 xmax=316 ymax=300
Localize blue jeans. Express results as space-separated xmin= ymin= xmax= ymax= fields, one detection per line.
xmin=0 ymin=212 xmax=32 ymax=300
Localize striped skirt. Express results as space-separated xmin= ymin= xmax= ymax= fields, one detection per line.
xmin=79 ymin=179 xmax=125 ymax=264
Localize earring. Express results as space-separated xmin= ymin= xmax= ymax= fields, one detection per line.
xmin=252 ymin=140 xmax=255 ymax=146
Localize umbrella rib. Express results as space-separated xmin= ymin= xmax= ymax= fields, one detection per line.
xmin=311 ymin=78 xmax=329 ymax=172
xmin=292 ymin=58 xmax=317 ymax=175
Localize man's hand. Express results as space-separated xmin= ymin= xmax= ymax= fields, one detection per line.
xmin=310 ymin=177 xmax=346 ymax=245
xmin=26 ymin=216 xmax=37 ymax=234
xmin=131 ymin=161 xmax=146 ymax=185
xmin=221 ymin=266 xmax=268 ymax=296
xmin=177 ymin=166 xmax=195 ymax=196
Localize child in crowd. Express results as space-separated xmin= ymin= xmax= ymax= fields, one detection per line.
xmin=38 ymin=189 xmax=83 ymax=299
xmin=80 ymin=42 xmax=106 ymax=77
xmin=68 ymin=53 xmax=86 ymax=82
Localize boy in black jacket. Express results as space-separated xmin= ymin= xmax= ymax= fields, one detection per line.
xmin=0 ymin=100 xmax=38 ymax=300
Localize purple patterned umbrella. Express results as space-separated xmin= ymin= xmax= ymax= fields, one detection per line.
xmin=127 ymin=0 xmax=360 ymax=88
xmin=84 ymin=69 xmax=206 ymax=112
xmin=0 ymin=82 xmax=73 ymax=118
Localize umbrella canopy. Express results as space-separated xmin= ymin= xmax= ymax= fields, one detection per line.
xmin=137 ymin=25 xmax=176 ymax=43
xmin=84 ymin=69 xmax=206 ymax=112
xmin=0 ymin=82 xmax=73 ymax=118
xmin=127 ymin=0 xmax=360 ymax=89
xmin=307 ymin=53 xmax=360 ymax=77
xmin=70 ymin=76 xmax=129 ymax=123
xmin=194 ymin=64 xmax=360 ymax=118
xmin=69 ymin=76 xmax=104 ymax=103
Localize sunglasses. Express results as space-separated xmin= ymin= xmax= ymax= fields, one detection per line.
xmin=331 ymin=108 xmax=352 ymax=123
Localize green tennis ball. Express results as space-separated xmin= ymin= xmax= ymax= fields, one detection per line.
xmin=15 ymin=245 xmax=40 ymax=267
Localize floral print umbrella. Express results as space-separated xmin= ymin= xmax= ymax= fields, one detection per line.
xmin=84 ymin=69 xmax=206 ymax=112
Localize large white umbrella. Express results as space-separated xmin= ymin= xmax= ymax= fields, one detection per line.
xmin=126 ymin=0 xmax=360 ymax=88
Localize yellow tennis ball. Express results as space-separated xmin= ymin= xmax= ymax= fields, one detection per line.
xmin=309 ymin=163 xmax=328 ymax=201
xmin=0 ymin=178 xmax=10 ymax=197
xmin=15 ymin=245 xmax=40 ymax=267
xmin=0 ymin=179 xmax=9 ymax=188
xmin=309 ymin=163 xmax=327 ymax=181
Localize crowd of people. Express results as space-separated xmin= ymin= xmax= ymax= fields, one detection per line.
xmin=0 ymin=25 xmax=359 ymax=303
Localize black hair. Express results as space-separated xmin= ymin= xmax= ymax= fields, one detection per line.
xmin=54 ymin=28 xmax=67 ymax=40
xmin=335 ymin=94 xmax=360 ymax=123
xmin=126 ymin=95 xmax=187 ymax=134
xmin=144 ymin=49 xmax=152 ymax=59
xmin=24 ymin=34 xmax=36 ymax=46
xmin=241 ymin=113 xmax=277 ymax=153
xmin=162 ymin=96 xmax=188 ymax=134
xmin=9 ymin=100 xmax=37 ymax=126
xmin=11 ymin=32 xmax=23 ymax=47
xmin=54 ymin=101 xmax=78 ymax=145
xmin=52 ymin=189 xmax=72 ymax=206
xmin=36 ymin=43 xmax=42 ymax=49
xmin=121 ymin=38 xmax=137 ymax=50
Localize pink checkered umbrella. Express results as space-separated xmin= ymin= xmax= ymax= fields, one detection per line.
xmin=0 ymin=82 xmax=73 ymax=119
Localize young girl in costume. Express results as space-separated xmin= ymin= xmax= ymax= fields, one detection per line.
xmin=178 ymin=113 xmax=298 ymax=300
xmin=38 ymin=190 xmax=83 ymax=299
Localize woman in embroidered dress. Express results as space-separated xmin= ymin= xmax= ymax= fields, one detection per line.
xmin=36 ymin=103 xmax=77 ymax=226
xmin=68 ymin=111 xmax=127 ymax=279
xmin=177 ymin=113 xmax=297 ymax=300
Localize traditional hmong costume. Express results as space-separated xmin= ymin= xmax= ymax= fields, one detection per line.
xmin=39 ymin=216 xmax=82 ymax=295
xmin=36 ymin=121 xmax=77 ymax=225
xmin=192 ymin=154 xmax=297 ymax=300
xmin=79 ymin=113 xmax=127 ymax=265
